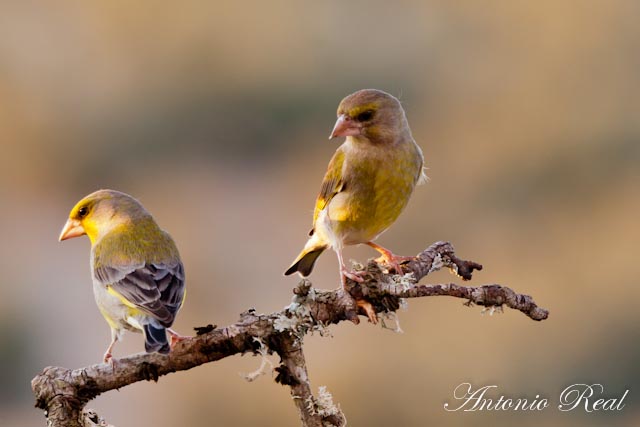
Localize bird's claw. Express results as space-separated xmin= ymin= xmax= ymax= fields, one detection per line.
xmin=341 ymin=269 xmax=366 ymax=283
xmin=103 ymin=353 xmax=116 ymax=371
xmin=374 ymin=254 xmax=413 ymax=274
xmin=167 ymin=329 xmax=189 ymax=349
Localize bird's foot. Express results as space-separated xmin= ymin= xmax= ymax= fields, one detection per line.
xmin=374 ymin=253 xmax=414 ymax=274
xmin=341 ymin=268 xmax=366 ymax=283
xmin=103 ymin=352 xmax=116 ymax=371
xmin=339 ymin=276 xmax=378 ymax=324
xmin=338 ymin=259 xmax=377 ymax=323
xmin=366 ymin=242 xmax=413 ymax=274
xmin=167 ymin=328 xmax=189 ymax=349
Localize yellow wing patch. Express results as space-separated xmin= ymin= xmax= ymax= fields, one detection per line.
xmin=107 ymin=285 xmax=143 ymax=317
xmin=313 ymin=148 xmax=346 ymax=225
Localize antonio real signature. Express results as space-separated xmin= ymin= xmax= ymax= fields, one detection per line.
xmin=444 ymin=383 xmax=629 ymax=413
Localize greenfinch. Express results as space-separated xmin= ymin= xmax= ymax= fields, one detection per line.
xmin=285 ymin=89 xmax=425 ymax=288
xmin=59 ymin=189 xmax=186 ymax=363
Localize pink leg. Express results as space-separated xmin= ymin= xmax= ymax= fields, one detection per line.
xmin=103 ymin=330 xmax=118 ymax=367
xmin=167 ymin=328 xmax=189 ymax=349
xmin=366 ymin=242 xmax=413 ymax=274
xmin=336 ymin=249 xmax=377 ymax=323
xmin=336 ymin=248 xmax=365 ymax=289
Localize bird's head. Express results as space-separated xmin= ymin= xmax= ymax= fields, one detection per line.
xmin=59 ymin=189 xmax=150 ymax=244
xmin=330 ymin=89 xmax=410 ymax=144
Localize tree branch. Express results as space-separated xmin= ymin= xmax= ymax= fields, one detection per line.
xmin=32 ymin=241 xmax=548 ymax=426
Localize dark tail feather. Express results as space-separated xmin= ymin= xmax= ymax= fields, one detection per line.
xmin=285 ymin=247 xmax=326 ymax=277
xmin=143 ymin=322 xmax=170 ymax=354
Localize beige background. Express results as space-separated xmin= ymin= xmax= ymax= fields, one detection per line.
xmin=1 ymin=1 xmax=638 ymax=426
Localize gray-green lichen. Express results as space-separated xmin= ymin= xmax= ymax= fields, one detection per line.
xmin=275 ymin=283 xmax=330 ymax=339
xmin=306 ymin=385 xmax=342 ymax=419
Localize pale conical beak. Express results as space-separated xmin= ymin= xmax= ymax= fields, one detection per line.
xmin=329 ymin=114 xmax=361 ymax=139
xmin=59 ymin=219 xmax=85 ymax=241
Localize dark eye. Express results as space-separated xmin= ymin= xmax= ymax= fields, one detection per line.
xmin=77 ymin=206 xmax=88 ymax=218
xmin=356 ymin=110 xmax=374 ymax=122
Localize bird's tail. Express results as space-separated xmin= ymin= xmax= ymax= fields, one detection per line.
xmin=143 ymin=321 xmax=170 ymax=354
xmin=285 ymin=243 xmax=327 ymax=277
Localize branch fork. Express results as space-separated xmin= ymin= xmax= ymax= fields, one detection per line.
xmin=32 ymin=241 xmax=548 ymax=426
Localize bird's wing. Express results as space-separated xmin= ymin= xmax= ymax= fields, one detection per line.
xmin=312 ymin=147 xmax=346 ymax=228
xmin=95 ymin=260 xmax=185 ymax=327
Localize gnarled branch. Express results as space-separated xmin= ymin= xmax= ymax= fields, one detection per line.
xmin=31 ymin=241 xmax=548 ymax=426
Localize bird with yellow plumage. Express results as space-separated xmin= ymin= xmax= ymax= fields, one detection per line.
xmin=286 ymin=89 xmax=426 ymax=297
xmin=59 ymin=189 xmax=187 ymax=363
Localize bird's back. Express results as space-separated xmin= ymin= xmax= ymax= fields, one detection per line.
xmin=91 ymin=220 xmax=184 ymax=331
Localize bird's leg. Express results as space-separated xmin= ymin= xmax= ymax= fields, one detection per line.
xmin=336 ymin=249 xmax=377 ymax=323
xmin=103 ymin=330 xmax=118 ymax=367
xmin=366 ymin=241 xmax=413 ymax=274
xmin=336 ymin=248 xmax=365 ymax=286
xmin=167 ymin=328 xmax=189 ymax=349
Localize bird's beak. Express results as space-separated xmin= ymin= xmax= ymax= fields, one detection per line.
xmin=59 ymin=219 xmax=85 ymax=241
xmin=329 ymin=114 xmax=361 ymax=139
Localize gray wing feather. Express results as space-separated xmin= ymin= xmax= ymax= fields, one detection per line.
xmin=95 ymin=261 xmax=185 ymax=327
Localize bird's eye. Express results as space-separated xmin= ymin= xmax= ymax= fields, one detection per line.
xmin=77 ymin=206 xmax=88 ymax=218
xmin=355 ymin=110 xmax=374 ymax=122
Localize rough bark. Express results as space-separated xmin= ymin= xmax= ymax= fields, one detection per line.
xmin=32 ymin=241 xmax=548 ymax=426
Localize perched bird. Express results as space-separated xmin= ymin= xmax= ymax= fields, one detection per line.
xmin=285 ymin=89 xmax=425 ymax=289
xmin=59 ymin=189 xmax=186 ymax=363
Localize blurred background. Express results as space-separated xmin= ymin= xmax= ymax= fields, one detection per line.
xmin=1 ymin=1 xmax=639 ymax=426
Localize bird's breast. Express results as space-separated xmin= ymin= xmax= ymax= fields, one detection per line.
xmin=325 ymin=141 xmax=421 ymax=245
